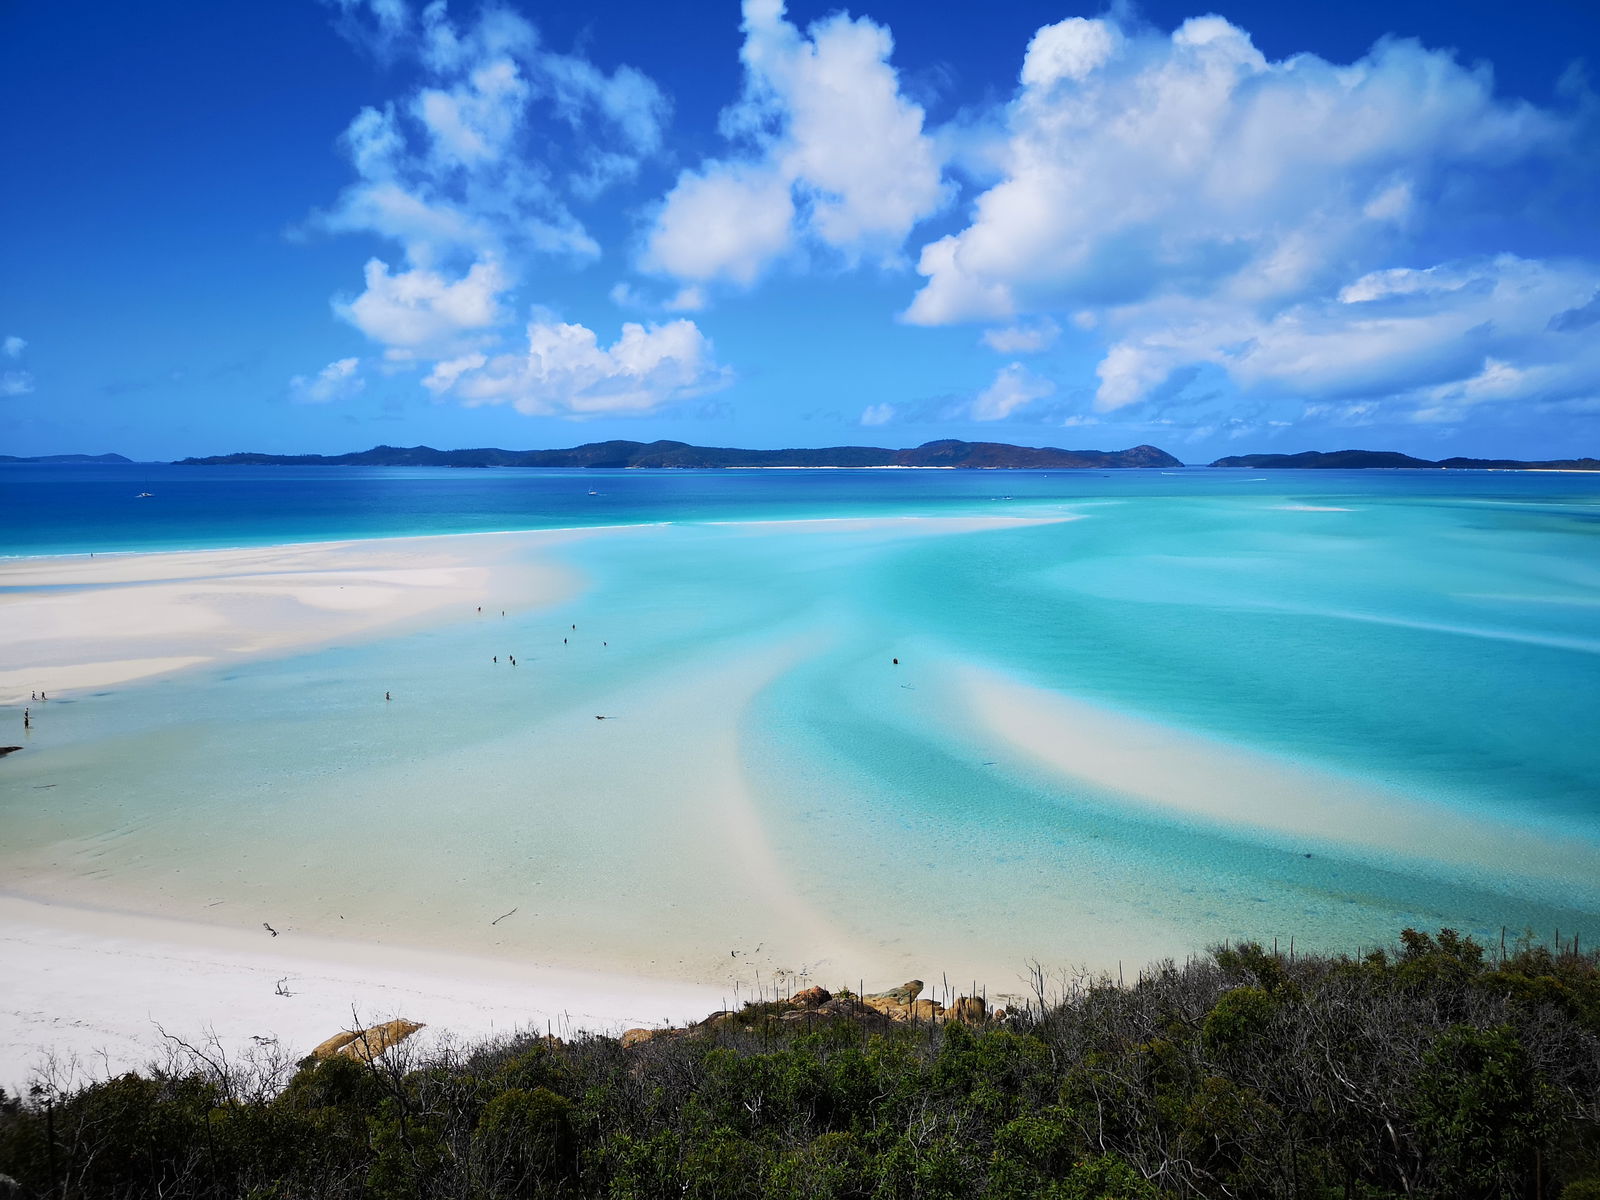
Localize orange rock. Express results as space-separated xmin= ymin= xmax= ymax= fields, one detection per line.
xmin=866 ymin=980 xmax=923 ymax=1006
xmin=308 ymin=1030 xmax=362 ymax=1060
xmin=791 ymin=986 xmax=831 ymax=1008
xmin=310 ymin=1019 xmax=425 ymax=1064
xmin=951 ymin=996 xmax=988 ymax=1022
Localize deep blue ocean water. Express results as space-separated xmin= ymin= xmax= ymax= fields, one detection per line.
xmin=4 ymin=463 xmax=1598 ymax=979
xmin=13 ymin=460 xmax=1594 ymax=556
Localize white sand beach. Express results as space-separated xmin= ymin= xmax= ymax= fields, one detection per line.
xmin=0 ymin=895 xmax=725 ymax=1093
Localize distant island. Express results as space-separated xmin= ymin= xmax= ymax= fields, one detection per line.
xmin=1211 ymin=449 xmax=1600 ymax=470
xmin=13 ymin=444 xmax=1596 ymax=471
xmin=176 ymin=439 xmax=1183 ymax=469
xmin=0 ymin=452 xmax=133 ymax=464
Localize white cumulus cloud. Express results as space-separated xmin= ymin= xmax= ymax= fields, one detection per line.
xmin=316 ymin=1 xmax=670 ymax=389
xmin=422 ymin=318 xmax=728 ymax=417
xmin=894 ymin=9 xmax=1597 ymax=430
xmin=642 ymin=0 xmax=947 ymax=292
xmin=981 ymin=319 xmax=1059 ymax=354
xmin=972 ymin=362 xmax=1055 ymax=420
xmin=1094 ymin=255 xmax=1600 ymax=421
xmin=859 ymin=402 xmax=896 ymax=426
xmin=290 ymin=358 xmax=367 ymax=404
xmin=337 ymin=258 xmax=507 ymax=358
xmin=905 ymin=14 xmax=1560 ymax=327
xmin=645 ymin=163 xmax=796 ymax=287
xmin=2 ymin=335 xmax=25 ymax=359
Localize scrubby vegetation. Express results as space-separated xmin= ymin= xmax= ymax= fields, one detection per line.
xmin=3 ymin=928 xmax=1600 ymax=1198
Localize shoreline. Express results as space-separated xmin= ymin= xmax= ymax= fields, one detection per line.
xmin=0 ymin=893 xmax=728 ymax=1092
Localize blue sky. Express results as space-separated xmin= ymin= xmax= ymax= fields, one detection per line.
xmin=2 ymin=0 xmax=1597 ymax=461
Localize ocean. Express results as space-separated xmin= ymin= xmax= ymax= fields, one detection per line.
xmin=3 ymin=463 xmax=1598 ymax=991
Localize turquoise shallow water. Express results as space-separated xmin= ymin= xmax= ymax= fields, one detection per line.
xmin=3 ymin=465 xmax=1598 ymax=983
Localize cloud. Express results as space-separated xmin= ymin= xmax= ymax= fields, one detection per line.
xmin=1549 ymin=290 xmax=1600 ymax=333
xmin=1 ymin=334 xmax=33 ymax=394
xmin=890 ymin=9 xmax=1598 ymax=431
xmin=314 ymin=2 xmax=690 ymax=421
xmin=317 ymin=3 xmax=666 ymax=308
xmin=290 ymin=358 xmax=366 ymax=404
xmin=905 ymin=14 xmax=1562 ymax=327
xmin=422 ymin=318 xmax=728 ymax=417
xmin=972 ymin=362 xmax=1054 ymax=420
xmin=859 ymin=402 xmax=896 ymax=426
xmin=336 ymin=257 xmax=507 ymax=357
xmin=645 ymin=163 xmax=795 ymax=286
xmin=1094 ymin=255 xmax=1600 ymax=421
xmin=322 ymin=0 xmax=411 ymax=60
xmin=981 ymin=319 xmax=1059 ymax=354
xmin=642 ymin=0 xmax=947 ymax=292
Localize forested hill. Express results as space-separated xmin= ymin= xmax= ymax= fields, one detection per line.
xmin=1211 ymin=449 xmax=1600 ymax=470
xmin=175 ymin=440 xmax=1182 ymax=469
xmin=0 ymin=452 xmax=132 ymax=464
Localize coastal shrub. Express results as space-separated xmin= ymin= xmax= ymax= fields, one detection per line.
xmin=1409 ymin=1022 xmax=1561 ymax=1198
xmin=677 ymin=1129 xmax=774 ymax=1199
xmin=1200 ymin=985 xmax=1276 ymax=1054
xmin=4 ymin=926 xmax=1600 ymax=1199
xmin=987 ymin=1108 xmax=1082 ymax=1195
xmin=364 ymin=1110 xmax=450 ymax=1200
xmin=470 ymin=1086 xmax=576 ymax=1195
xmin=767 ymin=1131 xmax=870 ymax=1200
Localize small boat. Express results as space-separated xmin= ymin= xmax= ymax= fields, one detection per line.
xmin=588 ymin=489 xmax=600 ymax=496
xmin=135 ymin=492 xmax=153 ymax=498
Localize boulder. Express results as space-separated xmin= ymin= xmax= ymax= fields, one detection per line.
xmin=337 ymin=1019 xmax=425 ymax=1063
xmin=951 ymin=996 xmax=988 ymax=1023
xmin=866 ymin=980 xmax=923 ymax=1006
xmin=308 ymin=1019 xmax=425 ymax=1064
xmin=620 ymin=1027 xmax=662 ymax=1049
xmin=308 ymin=1030 xmax=362 ymax=1060
xmin=791 ymin=986 xmax=831 ymax=1008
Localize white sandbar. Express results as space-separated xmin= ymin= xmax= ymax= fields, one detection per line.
xmin=951 ymin=660 xmax=1600 ymax=898
xmin=0 ymin=532 xmax=584 ymax=705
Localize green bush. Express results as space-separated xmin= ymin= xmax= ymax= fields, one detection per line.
xmin=1 ymin=926 xmax=1596 ymax=1199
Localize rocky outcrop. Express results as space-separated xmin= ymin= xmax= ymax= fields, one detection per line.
xmin=950 ymin=996 xmax=988 ymax=1022
xmin=617 ymin=979 xmax=1000 ymax=1051
xmin=865 ymin=980 xmax=924 ymax=1007
xmin=305 ymin=1019 xmax=426 ymax=1065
